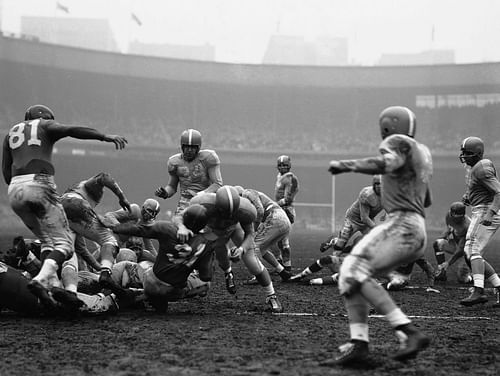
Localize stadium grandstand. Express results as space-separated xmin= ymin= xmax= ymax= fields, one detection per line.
xmin=1 ymin=33 xmax=500 ymax=230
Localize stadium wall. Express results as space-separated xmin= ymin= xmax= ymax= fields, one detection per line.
xmin=1 ymin=35 xmax=499 ymax=231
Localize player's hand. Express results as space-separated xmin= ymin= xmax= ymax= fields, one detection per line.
xmin=119 ymin=198 xmax=131 ymax=212
xmin=177 ymin=227 xmax=193 ymax=243
xmin=103 ymin=135 xmax=128 ymax=150
xmin=155 ymin=187 xmax=169 ymax=199
xmin=328 ymin=161 xmax=348 ymax=175
xmin=461 ymin=194 xmax=471 ymax=206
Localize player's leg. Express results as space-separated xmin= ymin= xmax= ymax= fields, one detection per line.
xmin=461 ymin=207 xmax=499 ymax=305
xmin=331 ymin=213 xmax=429 ymax=365
xmin=255 ymin=210 xmax=293 ymax=281
xmin=241 ymin=245 xmax=283 ymax=313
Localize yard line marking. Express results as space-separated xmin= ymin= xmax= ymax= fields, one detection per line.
xmin=265 ymin=312 xmax=493 ymax=320
xmin=366 ymin=314 xmax=492 ymax=320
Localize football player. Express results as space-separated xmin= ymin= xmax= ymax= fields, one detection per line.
xmin=235 ymin=186 xmax=293 ymax=282
xmin=1 ymin=104 xmax=127 ymax=306
xmin=320 ymin=175 xmax=384 ymax=253
xmin=111 ymin=198 xmax=161 ymax=260
xmin=289 ymin=232 xmax=362 ymax=285
xmin=458 ymin=137 xmax=500 ymax=307
xmin=60 ymin=172 xmax=135 ymax=293
xmin=110 ymin=204 xmax=216 ymax=313
xmin=154 ymin=129 xmax=232 ymax=291
xmin=385 ymin=256 xmax=438 ymax=293
xmin=274 ymin=155 xmax=299 ymax=271
xmin=325 ymin=106 xmax=432 ymax=365
xmin=155 ymin=129 xmax=223 ymax=214
xmin=433 ymin=201 xmax=472 ymax=284
xmin=175 ymin=186 xmax=284 ymax=313
xmin=0 ymin=261 xmax=123 ymax=316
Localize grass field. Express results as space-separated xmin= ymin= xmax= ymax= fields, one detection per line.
xmin=0 ymin=227 xmax=499 ymax=376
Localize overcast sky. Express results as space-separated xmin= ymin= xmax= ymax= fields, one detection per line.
xmin=2 ymin=0 xmax=500 ymax=65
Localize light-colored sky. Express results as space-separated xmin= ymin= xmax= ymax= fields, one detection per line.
xmin=2 ymin=0 xmax=500 ymax=65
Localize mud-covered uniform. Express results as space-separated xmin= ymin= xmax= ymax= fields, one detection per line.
xmin=243 ymin=188 xmax=291 ymax=260
xmin=338 ymin=134 xmax=433 ymax=295
xmin=274 ymin=171 xmax=299 ymax=224
xmin=2 ymin=118 xmax=108 ymax=260
xmin=186 ymin=193 xmax=268 ymax=278
xmin=336 ymin=185 xmax=384 ymax=249
xmin=463 ymin=159 xmax=500 ymax=260
xmin=112 ymin=220 xmax=214 ymax=302
xmin=433 ymin=212 xmax=472 ymax=283
xmin=166 ymin=150 xmax=223 ymax=215
xmin=0 ymin=262 xmax=117 ymax=316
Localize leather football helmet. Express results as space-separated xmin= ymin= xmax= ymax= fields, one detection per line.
xmin=277 ymin=155 xmax=291 ymax=174
xmin=180 ymin=129 xmax=202 ymax=148
xmin=180 ymin=129 xmax=202 ymax=161
xmin=25 ymin=104 xmax=55 ymax=121
xmin=459 ymin=137 xmax=484 ymax=166
xmin=215 ymin=185 xmax=240 ymax=217
xmin=449 ymin=201 xmax=466 ymax=218
xmin=141 ymin=198 xmax=160 ymax=221
xmin=379 ymin=106 xmax=416 ymax=139
xmin=183 ymin=204 xmax=208 ymax=233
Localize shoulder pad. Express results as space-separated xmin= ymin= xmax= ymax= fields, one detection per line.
xmin=198 ymin=149 xmax=220 ymax=165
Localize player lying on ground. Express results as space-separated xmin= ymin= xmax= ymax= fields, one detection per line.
xmin=0 ymin=261 xmax=125 ymax=316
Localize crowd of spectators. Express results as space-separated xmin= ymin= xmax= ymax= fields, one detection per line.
xmin=1 ymin=103 xmax=499 ymax=155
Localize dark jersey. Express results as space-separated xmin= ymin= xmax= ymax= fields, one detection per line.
xmin=2 ymin=119 xmax=105 ymax=184
xmin=112 ymin=221 xmax=213 ymax=288
xmin=0 ymin=262 xmax=41 ymax=315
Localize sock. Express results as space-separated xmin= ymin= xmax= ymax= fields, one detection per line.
xmin=386 ymin=308 xmax=411 ymax=328
xmin=349 ymin=323 xmax=369 ymax=343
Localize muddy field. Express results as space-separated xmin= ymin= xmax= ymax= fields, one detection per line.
xmin=0 ymin=228 xmax=499 ymax=376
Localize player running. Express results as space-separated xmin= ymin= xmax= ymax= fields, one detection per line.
xmin=325 ymin=106 xmax=433 ymax=365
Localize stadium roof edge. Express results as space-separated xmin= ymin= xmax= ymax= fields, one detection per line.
xmin=2 ymin=33 xmax=500 ymax=88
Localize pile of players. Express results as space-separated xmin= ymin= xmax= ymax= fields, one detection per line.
xmin=2 ymin=104 xmax=500 ymax=367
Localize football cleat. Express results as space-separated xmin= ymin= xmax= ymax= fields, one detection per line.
xmin=278 ymin=269 xmax=292 ymax=281
xmin=326 ymin=340 xmax=369 ymax=366
xmin=459 ymin=287 xmax=488 ymax=306
xmin=225 ymin=271 xmax=237 ymax=294
xmin=243 ymin=275 xmax=258 ymax=285
xmin=319 ymin=236 xmax=336 ymax=253
xmin=266 ymin=294 xmax=283 ymax=313
xmin=393 ymin=328 xmax=431 ymax=361
xmin=289 ymin=273 xmax=305 ymax=282
xmin=434 ymin=268 xmax=447 ymax=282
xmin=493 ymin=288 xmax=500 ymax=308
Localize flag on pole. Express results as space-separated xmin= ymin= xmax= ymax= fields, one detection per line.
xmin=131 ymin=13 xmax=142 ymax=26
xmin=56 ymin=2 xmax=70 ymax=14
